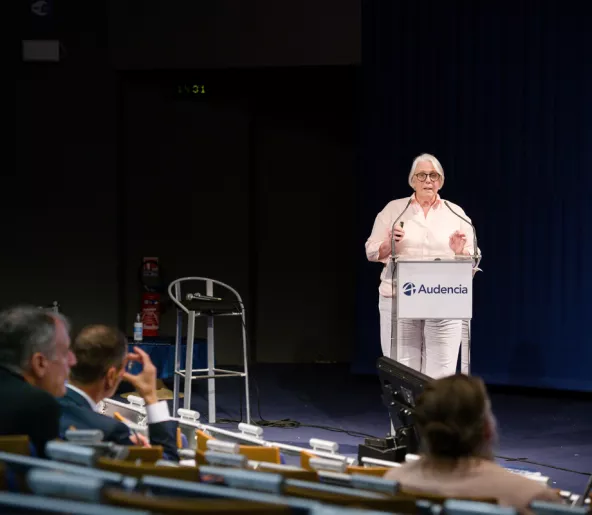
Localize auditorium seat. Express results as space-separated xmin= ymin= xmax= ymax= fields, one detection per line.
xmin=104 ymin=488 xmax=292 ymax=514
xmin=299 ymin=449 xmax=317 ymax=470
xmin=401 ymin=488 xmax=497 ymax=505
xmin=194 ymin=448 xmax=207 ymax=465
xmin=251 ymin=461 xmax=319 ymax=481
xmin=346 ymin=465 xmax=390 ymax=477
xmin=278 ymin=474 xmax=410 ymax=511
xmin=194 ymin=449 xmax=319 ymax=481
xmin=176 ymin=427 xmax=183 ymax=449
xmin=442 ymin=499 xmax=515 ymax=515
xmin=123 ymin=446 xmax=163 ymax=463
xmin=0 ymin=435 xmax=32 ymax=456
xmin=197 ymin=429 xmax=282 ymax=464
xmin=0 ymin=491 xmax=149 ymax=515
xmin=238 ymin=445 xmax=281 ymax=464
xmin=4 ymin=439 xmax=586 ymax=515
xmin=282 ymin=479 xmax=417 ymax=512
xmin=196 ymin=429 xmax=213 ymax=452
xmin=97 ymin=457 xmax=201 ymax=481
xmin=530 ymin=501 xmax=590 ymax=515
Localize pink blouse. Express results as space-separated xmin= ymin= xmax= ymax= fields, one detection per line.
xmin=365 ymin=194 xmax=476 ymax=297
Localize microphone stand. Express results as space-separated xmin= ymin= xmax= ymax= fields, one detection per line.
xmin=443 ymin=200 xmax=481 ymax=376
xmin=443 ymin=201 xmax=481 ymax=269
xmin=388 ymin=198 xmax=412 ymax=385
xmin=386 ymin=197 xmax=412 ymax=437
xmin=390 ymin=198 xmax=412 ymax=259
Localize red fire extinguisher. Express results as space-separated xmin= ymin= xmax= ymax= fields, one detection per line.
xmin=141 ymin=291 xmax=160 ymax=337
xmin=139 ymin=257 xmax=162 ymax=338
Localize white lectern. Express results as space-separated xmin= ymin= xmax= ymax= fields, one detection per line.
xmin=392 ymin=256 xmax=475 ymax=375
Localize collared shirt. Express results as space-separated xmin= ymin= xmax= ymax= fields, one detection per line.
xmin=66 ymin=383 xmax=100 ymax=412
xmin=411 ymin=192 xmax=443 ymax=210
xmin=66 ymin=383 xmax=170 ymax=424
xmin=365 ymin=194 xmax=477 ymax=297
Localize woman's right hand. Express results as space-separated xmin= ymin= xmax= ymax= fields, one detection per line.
xmin=392 ymin=226 xmax=405 ymax=243
xmin=390 ymin=226 xmax=405 ymax=254
xmin=379 ymin=227 xmax=405 ymax=258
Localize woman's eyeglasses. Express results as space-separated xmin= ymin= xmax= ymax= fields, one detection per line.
xmin=415 ymin=172 xmax=441 ymax=182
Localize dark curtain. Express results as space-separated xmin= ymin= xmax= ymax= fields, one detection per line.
xmin=355 ymin=0 xmax=592 ymax=391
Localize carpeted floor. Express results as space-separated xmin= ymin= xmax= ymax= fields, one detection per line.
xmin=126 ymin=363 xmax=592 ymax=495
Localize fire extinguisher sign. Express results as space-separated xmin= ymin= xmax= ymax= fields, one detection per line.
xmin=142 ymin=257 xmax=159 ymax=278
xmin=141 ymin=257 xmax=161 ymax=337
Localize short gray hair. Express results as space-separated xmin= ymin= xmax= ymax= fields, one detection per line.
xmin=0 ymin=305 xmax=70 ymax=372
xmin=408 ymin=153 xmax=445 ymax=189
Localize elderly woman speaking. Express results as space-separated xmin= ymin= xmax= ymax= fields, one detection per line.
xmin=365 ymin=153 xmax=479 ymax=378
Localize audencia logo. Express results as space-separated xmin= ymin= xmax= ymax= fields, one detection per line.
xmin=402 ymin=282 xmax=417 ymax=296
xmin=402 ymin=282 xmax=468 ymax=296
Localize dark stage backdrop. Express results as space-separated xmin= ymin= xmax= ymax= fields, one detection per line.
xmin=12 ymin=0 xmax=360 ymax=365
xmin=119 ymin=67 xmax=358 ymax=365
xmin=355 ymin=0 xmax=592 ymax=391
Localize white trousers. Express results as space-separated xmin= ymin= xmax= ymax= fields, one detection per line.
xmin=378 ymin=295 xmax=468 ymax=379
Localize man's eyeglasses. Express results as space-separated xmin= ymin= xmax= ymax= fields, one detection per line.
xmin=415 ymin=172 xmax=441 ymax=182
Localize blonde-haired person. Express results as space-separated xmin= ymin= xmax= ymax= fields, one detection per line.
xmin=384 ymin=375 xmax=561 ymax=513
xmin=365 ymin=153 xmax=478 ymax=378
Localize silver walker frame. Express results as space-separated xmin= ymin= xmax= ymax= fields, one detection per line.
xmin=168 ymin=277 xmax=251 ymax=424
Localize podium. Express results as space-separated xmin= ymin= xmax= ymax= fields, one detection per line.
xmin=392 ymin=256 xmax=475 ymax=374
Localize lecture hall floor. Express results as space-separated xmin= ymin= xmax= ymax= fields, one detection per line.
xmin=125 ymin=363 xmax=592 ymax=494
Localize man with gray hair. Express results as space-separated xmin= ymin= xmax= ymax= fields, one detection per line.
xmin=0 ymin=305 xmax=76 ymax=457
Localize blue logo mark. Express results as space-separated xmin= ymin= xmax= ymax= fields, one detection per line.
xmin=402 ymin=282 xmax=417 ymax=296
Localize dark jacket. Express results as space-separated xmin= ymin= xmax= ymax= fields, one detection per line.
xmin=58 ymin=387 xmax=178 ymax=461
xmin=0 ymin=366 xmax=60 ymax=458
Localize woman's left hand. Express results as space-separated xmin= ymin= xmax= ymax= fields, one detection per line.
xmin=449 ymin=230 xmax=467 ymax=254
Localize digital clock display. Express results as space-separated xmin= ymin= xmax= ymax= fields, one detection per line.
xmin=177 ymin=84 xmax=206 ymax=95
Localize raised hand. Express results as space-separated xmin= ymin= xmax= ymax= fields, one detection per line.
xmin=122 ymin=346 xmax=158 ymax=405
xmin=449 ymin=230 xmax=467 ymax=255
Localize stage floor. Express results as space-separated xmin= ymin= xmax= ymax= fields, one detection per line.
xmin=119 ymin=363 xmax=592 ymax=494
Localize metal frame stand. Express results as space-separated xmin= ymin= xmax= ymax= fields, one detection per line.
xmin=462 ymin=252 xmax=481 ymax=376
xmin=461 ymin=319 xmax=471 ymax=375
xmin=168 ymin=277 xmax=251 ymax=424
xmin=389 ymin=257 xmax=399 ymax=363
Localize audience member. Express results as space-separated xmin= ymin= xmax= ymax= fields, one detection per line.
xmin=59 ymin=325 xmax=178 ymax=460
xmin=0 ymin=306 xmax=76 ymax=457
xmin=384 ymin=374 xmax=562 ymax=513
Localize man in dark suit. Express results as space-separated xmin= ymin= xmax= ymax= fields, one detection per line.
xmin=58 ymin=325 xmax=178 ymax=461
xmin=0 ymin=306 xmax=77 ymax=457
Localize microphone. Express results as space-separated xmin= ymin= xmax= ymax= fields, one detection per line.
xmin=186 ymin=293 xmax=222 ymax=302
xmin=444 ymin=201 xmax=479 ymax=260
xmin=390 ymin=198 xmax=413 ymax=258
